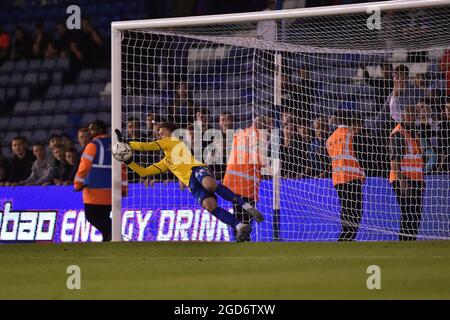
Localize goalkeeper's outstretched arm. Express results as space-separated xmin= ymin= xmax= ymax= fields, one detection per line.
xmin=129 ymin=138 xmax=179 ymax=152
xmin=129 ymin=141 xmax=163 ymax=152
xmin=128 ymin=160 xmax=169 ymax=178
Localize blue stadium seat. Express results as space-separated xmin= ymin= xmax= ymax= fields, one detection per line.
xmin=14 ymin=60 xmax=28 ymax=72
xmin=10 ymin=116 xmax=25 ymax=130
xmin=80 ymin=113 xmax=97 ymax=126
xmin=57 ymin=99 xmax=72 ymax=113
xmin=61 ymin=84 xmax=76 ymax=98
xmin=6 ymin=87 xmax=16 ymax=100
xmin=46 ymin=85 xmax=63 ymax=99
xmin=36 ymin=115 xmax=53 ymax=129
xmin=0 ymin=117 xmax=10 ymax=131
xmin=27 ymin=59 xmax=42 ymax=72
xmin=32 ymin=129 xmax=48 ymax=143
xmin=85 ymin=97 xmax=100 ymax=111
xmin=54 ymin=58 xmax=70 ymax=71
xmin=9 ymin=73 xmax=24 ymax=87
xmin=97 ymin=112 xmax=110 ymax=126
xmin=51 ymin=70 xmax=65 ymax=85
xmin=0 ymin=74 xmax=9 ymax=87
xmin=37 ymin=72 xmax=49 ymax=86
xmin=99 ymin=97 xmax=111 ymax=110
xmin=77 ymin=69 xmax=94 ymax=83
xmin=0 ymin=61 xmax=14 ymax=74
xmin=19 ymin=86 xmax=31 ymax=101
xmin=41 ymin=59 xmax=56 ymax=71
xmin=74 ymin=83 xmax=90 ymax=97
xmin=71 ymin=98 xmax=87 ymax=113
xmin=28 ymin=100 xmax=43 ymax=115
xmin=89 ymin=83 xmax=106 ymax=96
xmin=53 ymin=114 xmax=69 ymax=128
xmin=13 ymin=101 xmax=28 ymax=115
xmin=23 ymin=116 xmax=39 ymax=130
xmin=93 ymin=69 xmax=110 ymax=82
xmin=24 ymin=72 xmax=38 ymax=86
xmin=42 ymin=100 xmax=57 ymax=113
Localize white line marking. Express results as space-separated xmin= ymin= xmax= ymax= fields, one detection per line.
xmin=2 ymin=256 xmax=450 ymax=260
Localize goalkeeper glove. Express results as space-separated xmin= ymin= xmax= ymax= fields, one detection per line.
xmin=115 ymin=129 xmax=129 ymax=144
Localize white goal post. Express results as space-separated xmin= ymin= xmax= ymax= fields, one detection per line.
xmin=111 ymin=0 xmax=450 ymax=242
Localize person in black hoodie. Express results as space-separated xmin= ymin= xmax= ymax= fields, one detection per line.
xmin=10 ymin=26 xmax=31 ymax=60
xmin=6 ymin=136 xmax=35 ymax=185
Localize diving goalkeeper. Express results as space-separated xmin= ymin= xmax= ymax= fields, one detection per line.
xmin=113 ymin=122 xmax=264 ymax=242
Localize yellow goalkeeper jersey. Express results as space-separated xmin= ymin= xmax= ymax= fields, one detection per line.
xmin=128 ymin=137 xmax=205 ymax=186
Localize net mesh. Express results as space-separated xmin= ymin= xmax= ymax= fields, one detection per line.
xmin=118 ymin=4 xmax=450 ymax=241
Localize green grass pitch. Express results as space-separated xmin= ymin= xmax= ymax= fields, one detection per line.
xmin=0 ymin=241 xmax=449 ymax=299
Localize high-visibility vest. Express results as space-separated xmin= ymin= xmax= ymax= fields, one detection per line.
xmin=74 ymin=135 xmax=111 ymax=205
xmin=389 ymin=124 xmax=424 ymax=183
xmin=326 ymin=126 xmax=365 ymax=186
xmin=223 ymin=126 xmax=261 ymax=200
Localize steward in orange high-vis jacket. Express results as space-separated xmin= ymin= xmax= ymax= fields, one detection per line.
xmin=74 ymin=120 xmax=112 ymax=241
xmin=326 ymin=111 xmax=365 ymax=241
xmin=389 ymin=104 xmax=424 ymax=241
xmin=223 ymin=116 xmax=272 ymax=241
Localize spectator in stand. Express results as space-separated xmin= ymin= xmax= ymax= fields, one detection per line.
xmin=145 ymin=112 xmax=159 ymax=140
xmin=167 ymin=82 xmax=193 ymax=126
xmin=6 ymin=136 xmax=36 ymax=185
xmin=437 ymin=100 xmax=450 ymax=173
xmin=127 ymin=117 xmax=148 ymax=182
xmin=413 ymin=73 xmax=427 ymax=97
xmin=328 ymin=113 xmax=339 ymax=133
xmin=218 ymin=111 xmax=234 ymax=165
xmin=18 ymin=142 xmax=57 ymax=186
xmin=308 ymin=116 xmax=331 ymax=178
xmin=78 ymin=18 xmax=106 ymax=67
xmin=194 ymin=107 xmax=213 ymax=132
xmin=10 ymin=26 xmax=31 ymax=60
xmin=185 ymin=123 xmax=195 ymax=150
xmin=31 ymin=22 xmax=51 ymax=59
xmin=389 ymin=64 xmax=424 ymax=124
xmin=280 ymin=118 xmax=311 ymax=178
xmin=127 ymin=117 xmax=147 ymax=141
xmin=44 ymin=42 xmax=59 ymax=59
xmin=0 ymin=148 xmax=10 ymax=186
xmin=54 ymin=18 xmax=85 ymax=71
xmin=291 ymin=67 xmax=316 ymax=121
xmin=0 ymin=25 xmax=11 ymax=65
xmin=280 ymin=117 xmax=299 ymax=178
xmin=56 ymin=147 xmax=79 ymax=185
xmin=415 ymin=101 xmax=439 ymax=173
xmin=54 ymin=21 xmax=71 ymax=57
xmin=0 ymin=162 xmax=8 ymax=186
xmin=440 ymin=49 xmax=450 ymax=96
xmin=206 ymin=112 xmax=234 ymax=180
xmin=363 ymin=63 xmax=394 ymax=108
xmin=47 ymin=134 xmax=62 ymax=154
xmin=193 ymin=107 xmax=214 ymax=158
xmin=77 ymin=127 xmax=91 ymax=152
xmin=52 ymin=145 xmax=69 ymax=185
xmin=280 ymin=107 xmax=295 ymax=130
xmin=61 ymin=133 xmax=75 ymax=150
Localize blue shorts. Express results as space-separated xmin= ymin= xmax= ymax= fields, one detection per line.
xmin=189 ymin=166 xmax=217 ymax=205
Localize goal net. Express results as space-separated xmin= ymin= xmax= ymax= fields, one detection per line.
xmin=112 ymin=0 xmax=450 ymax=242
